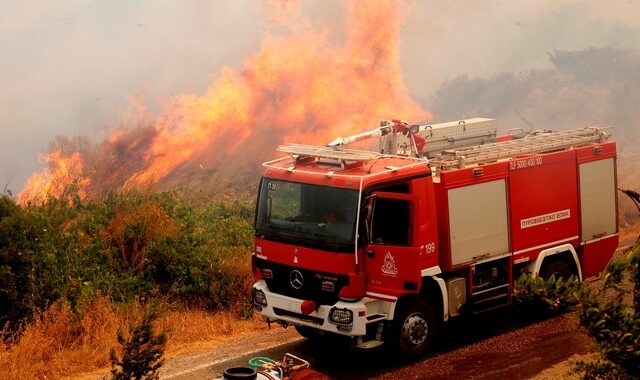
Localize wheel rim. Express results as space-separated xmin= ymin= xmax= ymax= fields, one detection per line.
xmin=549 ymin=271 xmax=564 ymax=280
xmin=401 ymin=313 xmax=428 ymax=346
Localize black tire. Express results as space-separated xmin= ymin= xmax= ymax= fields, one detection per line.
xmin=223 ymin=367 xmax=257 ymax=379
xmin=389 ymin=298 xmax=438 ymax=358
xmin=540 ymin=257 xmax=574 ymax=281
xmin=294 ymin=325 xmax=320 ymax=340
xmin=294 ymin=325 xmax=346 ymax=348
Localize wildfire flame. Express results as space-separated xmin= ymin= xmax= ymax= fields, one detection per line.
xmin=20 ymin=0 xmax=429 ymax=204
xmin=21 ymin=151 xmax=91 ymax=204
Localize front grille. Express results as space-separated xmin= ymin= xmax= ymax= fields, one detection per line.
xmin=273 ymin=308 xmax=324 ymax=325
xmin=253 ymin=257 xmax=348 ymax=305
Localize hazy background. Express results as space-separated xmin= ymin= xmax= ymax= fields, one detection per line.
xmin=1 ymin=0 xmax=639 ymax=194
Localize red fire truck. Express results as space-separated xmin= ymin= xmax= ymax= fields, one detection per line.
xmin=251 ymin=118 xmax=618 ymax=356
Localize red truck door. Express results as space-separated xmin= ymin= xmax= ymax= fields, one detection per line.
xmin=364 ymin=192 xmax=421 ymax=298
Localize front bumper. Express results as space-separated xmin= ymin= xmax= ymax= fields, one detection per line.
xmin=253 ymin=280 xmax=391 ymax=336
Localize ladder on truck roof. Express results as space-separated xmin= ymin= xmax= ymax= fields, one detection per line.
xmin=430 ymin=126 xmax=611 ymax=172
xmin=277 ymin=144 xmax=383 ymax=168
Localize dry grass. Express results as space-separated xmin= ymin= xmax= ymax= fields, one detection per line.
xmin=0 ymin=295 xmax=261 ymax=380
xmin=160 ymin=308 xmax=261 ymax=357
xmin=0 ymin=297 xmax=117 ymax=379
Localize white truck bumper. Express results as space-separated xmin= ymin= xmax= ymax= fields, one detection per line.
xmin=252 ymin=280 xmax=393 ymax=337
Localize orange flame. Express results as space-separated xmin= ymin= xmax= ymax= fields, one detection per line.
xmin=20 ymin=0 xmax=429 ymax=204
xmin=20 ymin=151 xmax=91 ymax=204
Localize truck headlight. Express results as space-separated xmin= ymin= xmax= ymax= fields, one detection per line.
xmin=253 ymin=288 xmax=267 ymax=308
xmin=329 ymin=308 xmax=352 ymax=324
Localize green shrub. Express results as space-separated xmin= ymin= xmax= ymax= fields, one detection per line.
xmin=109 ymin=306 xmax=167 ymax=380
xmin=515 ymin=239 xmax=640 ymax=378
xmin=0 ymin=189 xmax=255 ymax=328
xmin=572 ymin=360 xmax=633 ymax=380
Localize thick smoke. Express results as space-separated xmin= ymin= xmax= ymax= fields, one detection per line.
xmin=427 ymin=46 xmax=640 ymax=227
xmin=6 ymin=1 xmax=640 ymax=205
xmin=429 ymin=47 xmax=640 ymax=138
xmin=19 ymin=0 xmax=427 ymax=203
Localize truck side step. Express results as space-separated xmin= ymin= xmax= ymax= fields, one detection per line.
xmin=471 ymin=283 xmax=510 ymax=314
xmin=357 ymin=321 xmax=385 ymax=349
xmin=474 ymin=292 xmax=508 ymax=304
xmin=356 ymin=338 xmax=384 ymax=349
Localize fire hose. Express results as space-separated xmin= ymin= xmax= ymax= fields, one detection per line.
xmin=619 ymin=188 xmax=640 ymax=215
xmin=222 ymin=353 xmax=328 ymax=380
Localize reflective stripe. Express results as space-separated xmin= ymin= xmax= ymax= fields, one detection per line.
xmin=581 ymin=233 xmax=618 ymax=245
xmin=512 ymin=236 xmax=579 ymax=256
xmin=365 ymin=292 xmax=398 ymax=302
xmin=421 ymin=266 xmax=441 ymax=277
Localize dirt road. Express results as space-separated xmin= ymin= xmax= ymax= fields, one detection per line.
xmin=160 ymin=306 xmax=593 ymax=379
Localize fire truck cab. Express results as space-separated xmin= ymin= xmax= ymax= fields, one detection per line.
xmin=252 ymin=119 xmax=618 ymax=356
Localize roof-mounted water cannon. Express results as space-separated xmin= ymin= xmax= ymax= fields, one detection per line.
xmin=376 ymin=119 xmax=426 ymax=157
xmin=327 ymin=119 xmax=405 ymax=148
xmin=326 ymin=118 xmax=498 ymax=158
xmin=327 ymin=119 xmax=426 ymax=157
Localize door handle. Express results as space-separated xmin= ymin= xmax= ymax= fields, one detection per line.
xmin=366 ymin=250 xmax=375 ymax=258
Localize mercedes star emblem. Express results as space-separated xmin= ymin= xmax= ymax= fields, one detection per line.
xmin=290 ymin=270 xmax=304 ymax=290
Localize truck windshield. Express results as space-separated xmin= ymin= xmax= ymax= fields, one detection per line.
xmin=255 ymin=179 xmax=358 ymax=251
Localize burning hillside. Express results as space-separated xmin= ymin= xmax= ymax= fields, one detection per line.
xmin=20 ymin=0 xmax=429 ymax=204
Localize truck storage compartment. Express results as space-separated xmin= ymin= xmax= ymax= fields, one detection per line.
xmin=579 ymin=157 xmax=617 ymax=242
xmin=447 ymin=179 xmax=509 ymax=266
xmin=508 ymin=150 xmax=579 ymax=256
xmin=418 ymin=118 xmax=497 ymax=157
xmin=378 ymin=118 xmax=497 ymax=157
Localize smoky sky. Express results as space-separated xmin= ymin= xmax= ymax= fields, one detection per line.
xmin=1 ymin=0 xmax=639 ymax=194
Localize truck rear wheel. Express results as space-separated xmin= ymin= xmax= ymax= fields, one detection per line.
xmin=541 ymin=257 xmax=574 ymax=281
xmin=390 ymin=298 xmax=437 ymax=357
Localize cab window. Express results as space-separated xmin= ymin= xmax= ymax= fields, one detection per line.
xmin=370 ymin=198 xmax=411 ymax=246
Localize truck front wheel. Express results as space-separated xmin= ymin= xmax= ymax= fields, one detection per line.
xmin=390 ymin=298 xmax=437 ymax=357
xmin=294 ymin=325 xmax=321 ymax=340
